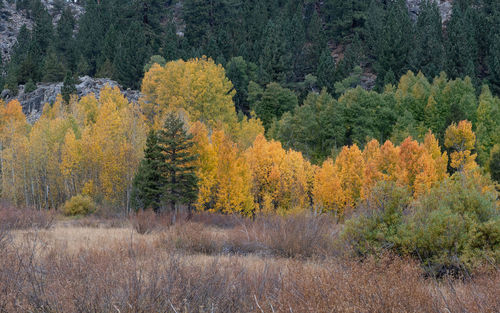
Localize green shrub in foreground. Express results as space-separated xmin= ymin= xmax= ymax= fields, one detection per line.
xmin=343 ymin=174 xmax=499 ymax=274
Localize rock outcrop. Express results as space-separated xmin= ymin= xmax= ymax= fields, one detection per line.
xmin=0 ymin=0 xmax=83 ymax=62
xmin=2 ymin=76 xmax=142 ymax=123
xmin=406 ymin=0 xmax=453 ymax=23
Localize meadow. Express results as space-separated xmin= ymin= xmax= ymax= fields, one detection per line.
xmin=1 ymin=205 xmax=498 ymax=313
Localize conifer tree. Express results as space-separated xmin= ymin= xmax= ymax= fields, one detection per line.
xmin=61 ymin=72 xmax=77 ymax=104
xmin=114 ymin=22 xmax=149 ymax=89
xmin=131 ymin=130 xmax=166 ymax=212
xmin=157 ymin=112 xmax=198 ymax=213
xmin=316 ymin=47 xmax=337 ymax=93
xmin=410 ymin=0 xmax=444 ymax=79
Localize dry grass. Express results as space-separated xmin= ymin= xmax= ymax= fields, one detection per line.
xmin=1 ymin=214 xmax=498 ymax=313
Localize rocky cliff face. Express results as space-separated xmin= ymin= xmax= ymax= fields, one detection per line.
xmin=0 ymin=0 xmax=83 ymax=62
xmin=407 ymin=0 xmax=453 ymax=22
xmin=1 ymin=76 xmax=142 ymax=123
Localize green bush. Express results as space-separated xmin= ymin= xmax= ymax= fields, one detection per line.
xmin=62 ymin=194 xmax=96 ymax=216
xmin=24 ymin=79 xmax=36 ymax=93
xmin=398 ymin=175 xmax=499 ymax=273
xmin=342 ymin=181 xmax=411 ymax=256
xmin=343 ymin=175 xmax=499 ymax=274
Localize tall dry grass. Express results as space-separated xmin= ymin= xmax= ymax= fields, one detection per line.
xmin=0 ymin=207 xmax=498 ymax=312
xmin=0 ymin=229 xmax=498 ymax=313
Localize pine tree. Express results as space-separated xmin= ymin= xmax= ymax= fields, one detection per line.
xmin=157 ymin=112 xmax=198 ymax=213
xmin=316 ymin=47 xmax=337 ymax=93
xmin=410 ymin=0 xmax=444 ymax=79
xmin=114 ymin=22 xmax=149 ymax=89
xmin=445 ymin=3 xmax=478 ymax=80
xmin=55 ymin=6 xmax=76 ymax=69
xmin=131 ymin=130 xmax=166 ymax=212
xmin=61 ymin=72 xmax=77 ymax=104
xmin=42 ymin=47 xmax=65 ymax=82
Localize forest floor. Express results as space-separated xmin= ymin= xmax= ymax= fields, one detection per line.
xmin=1 ymin=208 xmax=499 ymax=312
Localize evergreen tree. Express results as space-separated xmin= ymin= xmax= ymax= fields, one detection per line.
xmin=316 ymin=47 xmax=337 ymax=93
xmin=131 ymin=130 xmax=166 ymax=212
xmin=366 ymin=0 xmax=413 ymax=89
xmin=157 ymin=112 xmax=198 ymax=213
xmin=55 ymin=6 xmax=76 ymax=69
xmin=42 ymin=47 xmax=65 ymax=82
xmin=114 ymin=22 xmax=149 ymax=89
xmin=445 ymin=3 xmax=478 ymax=79
xmin=410 ymin=0 xmax=444 ymax=79
xmin=323 ymin=0 xmax=369 ymax=42
xmin=61 ymin=72 xmax=77 ymax=104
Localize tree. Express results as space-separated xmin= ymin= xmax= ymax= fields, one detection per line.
xmin=42 ymin=47 xmax=65 ymax=82
xmin=131 ymin=130 xmax=165 ymax=212
xmin=313 ymin=158 xmax=344 ymax=217
xmin=366 ymin=0 xmax=413 ymax=89
xmin=142 ymin=57 xmax=238 ymax=130
xmin=316 ymin=47 xmax=337 ymax=93
xmin=489 ymin=144 xmax=500 ymax=182
xmin=226 ymin=56 xmax=257 ymax=114
xmin=475 ymin=86 xmax=500 ymax=166
xmin=445 ymin=3 xmax=478 ymax=79
xmin=249 ymin=82 xmax=298 ymax=130
xmin=61 ymin=72 xmax=77 ymax=104
xmin=270 ymin=89 xmax=345 ymax=164
xmin=114 ymin=22 xmax=149 ymax=89
xmin=157 ymin=112 xmax=198 ymax=213
xmin=444 ymin=120 xmax=477 ymax=173
xmin=410 ymin=0 xmax=444 ymax=79
xmin=55 ymin=6 xmax=76 ymax=69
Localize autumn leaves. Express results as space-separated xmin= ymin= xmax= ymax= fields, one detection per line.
xmin=0 ymin=57 xmax=486 ymax=217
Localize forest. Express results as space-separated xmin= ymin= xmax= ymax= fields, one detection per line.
xmin=0 ymin=1 xmax=499 ymax=312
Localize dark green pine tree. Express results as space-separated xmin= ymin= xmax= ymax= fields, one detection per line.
xmin=157 ymin=112 xmax=198 ymax=214
xmin=55 ymin=6 xmax=77 ymax=70
xmin=114 ymin=22 xmax=149 ymax=89
xmin=42 ymin=47 xmax=66 ymax=82
xmin=316 ymin=47 xmax=337 ymax=93
xmin=131 ymin=130 xmax=166 ymax=212
xmin=366 ymin=0 xmax=413 ymax=89
xmin=486 ymin=3 xmax=500 ymax=94
xmin=61 ymin=72 xmax=77 ymax=104
xmin=323 ymin=0 xmax=369 ymax=42
xmin=445 ymin=2 xmax=478 ymax=80
xmin=410 ymin=0 xmax=444 ymax=79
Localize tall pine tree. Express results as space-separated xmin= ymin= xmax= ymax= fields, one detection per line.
xmin=131 ymin=130 xmax=166 ymax=212
xmin=157 ymin=112 xmax=198 ymax=213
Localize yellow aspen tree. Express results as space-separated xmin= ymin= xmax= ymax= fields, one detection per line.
xmin=361 ymin=139 xmax=382 ymax=199
xmin=141 ymin=57 xmax=238 ymax=130
xmin=313 ymin=158 xmax=344 ymax=216
xmin=423 ymin=131 xmax=448 ymax=181
xmin=444 ymin=120 xmax=478 ymax=173
xmin=334 ymin=144 xmax=365 ymax=216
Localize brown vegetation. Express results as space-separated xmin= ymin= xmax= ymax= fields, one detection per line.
xmin=0 ymin=208 xmax=498 ymax=313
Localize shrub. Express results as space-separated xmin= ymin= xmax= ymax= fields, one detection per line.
xmin=131 ymin=209 xmax=164 ymax=234
xmin=0 ymin=203 xmax=54 ymax=230
xmin=342 ymin=182 xmax=411 ymax=256
xmin=343 ymin=176 xmax=499 ymax=274
xmin=398 ymin=175 xmax=499 ymax=273
xmin=62 ymin=194 xmax=96 ymax=216
xmin=24 ymin=79 xmax=36 ymax=93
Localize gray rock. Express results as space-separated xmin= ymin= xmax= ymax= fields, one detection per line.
xmin=1 ymin=88 xmax=11 ymax=100
xmin=406 ymin=0 xmax=454 ymax=23
xmin=14 ymin=76 xmax=142 ymax=124
xmin=0 ymin=0 xmax=84 ymax=62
